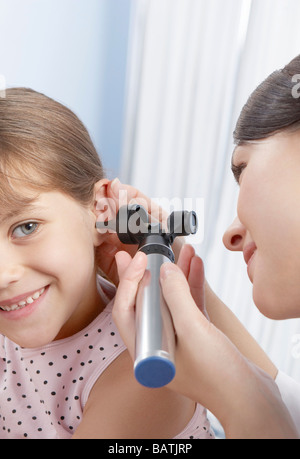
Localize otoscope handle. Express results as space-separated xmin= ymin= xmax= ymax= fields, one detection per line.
xmin=134 ymin=251 xmax=176 ymax=388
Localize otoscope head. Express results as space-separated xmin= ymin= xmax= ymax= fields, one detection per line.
xmin=167 ymin=210 xmax=198 ymax=244
xmin=116 ymin=204 xmax=149 ymax=244
xmin=96 ymin=205 xmax=198 ymax=247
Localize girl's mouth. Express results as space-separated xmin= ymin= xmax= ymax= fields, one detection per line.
xmin=0 ymin=286 xmax=48 ymax=312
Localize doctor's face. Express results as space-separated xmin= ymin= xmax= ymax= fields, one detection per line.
xmin=223 ymin=131 xmax=300 ymax=319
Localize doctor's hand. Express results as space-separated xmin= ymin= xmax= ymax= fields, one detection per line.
xmin=94 ymin=178 xmax=184 ymax=286
xmin=112 ymin=245 xmax=298 ymax=439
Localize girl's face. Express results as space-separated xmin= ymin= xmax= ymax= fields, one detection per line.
xmin=0 ymin=190 xmax=103 ymax=348
xmin=223 ymin=131 xmax=300 ymax=319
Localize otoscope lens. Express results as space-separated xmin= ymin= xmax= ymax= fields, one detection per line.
xmin=185 ymin=211 xmax=197 ymax=234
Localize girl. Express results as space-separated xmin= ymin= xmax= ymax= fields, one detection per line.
xmin=0 ymin=88 xmax=213 ymax=439
xmin=112 ymin=55 xmax=300 ymax=438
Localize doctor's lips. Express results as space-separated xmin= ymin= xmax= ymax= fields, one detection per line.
xmin=0 ymin=286 xmax=47 ymax=312
xmin=243 ymin=242 xmax=257 ymax=265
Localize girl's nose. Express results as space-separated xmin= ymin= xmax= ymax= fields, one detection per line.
xmin=0 ymin=250 xmax=25 ymax=289
xmin=0 ymin=266 xmax=24 ymax=290
xmin=222 ymin=216 xmax=246 ymax=252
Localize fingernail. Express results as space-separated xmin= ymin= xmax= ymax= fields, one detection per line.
xmin=111 ymin=177 xmax=121 ymax=196
xmin=160 ymin=263 xmax=178 ymax=280
xmin=134 ymin=251 xmax=147 ymax=268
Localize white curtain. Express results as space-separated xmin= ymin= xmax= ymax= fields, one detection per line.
xmin=120 ymin=0 xmax=300 ymax=381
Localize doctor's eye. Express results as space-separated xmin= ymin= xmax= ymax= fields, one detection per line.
xmin=231 ymin=162 xmax=247 ymax=184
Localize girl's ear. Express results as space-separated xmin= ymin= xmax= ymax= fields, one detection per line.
xmin=92 ymin=179 xmax=118 ymax=246
xmin=93 ymin=178 xmax=117 ymax=221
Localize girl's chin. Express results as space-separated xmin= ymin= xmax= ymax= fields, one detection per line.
xmin=8 ymin=330 xmax=59 ymax=349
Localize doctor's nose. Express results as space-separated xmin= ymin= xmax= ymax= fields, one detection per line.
xmin=222 ymin=216 xmax=246 ymax=252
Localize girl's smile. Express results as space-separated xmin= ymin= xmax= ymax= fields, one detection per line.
xmin=0 ymin=190 xmax=104 ymax=348
xmin=0 ymin=285 xmax=47 ymax=311
xmin=0 ymin=284 xmax=49 ymax=316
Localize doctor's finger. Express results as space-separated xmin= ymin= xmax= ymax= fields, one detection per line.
xmin=112 ymin=251 xmax=148 ymax=357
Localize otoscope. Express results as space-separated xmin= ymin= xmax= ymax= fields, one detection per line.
xmin=96 ymin=204 xmax=198 ymax=388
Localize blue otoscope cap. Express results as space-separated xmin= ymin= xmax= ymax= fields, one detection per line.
xmin=134 ymin=356 xmax=175 ymax=388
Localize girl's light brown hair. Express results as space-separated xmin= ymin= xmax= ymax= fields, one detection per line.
xmin=0 ymin=87 xmax=105 ymax=215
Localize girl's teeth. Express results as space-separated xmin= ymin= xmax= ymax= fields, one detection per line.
xmin=0 ymin=287 xmax=46 ymax=312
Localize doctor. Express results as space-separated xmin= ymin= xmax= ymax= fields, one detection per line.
xmin=109 ymin=55 xmax=300 ymax=438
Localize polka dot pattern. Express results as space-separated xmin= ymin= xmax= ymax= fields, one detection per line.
xmin=0 ymin=276 xmax=214 ymax=439
xmin=0 ymin=277 xmax=125 ymax=439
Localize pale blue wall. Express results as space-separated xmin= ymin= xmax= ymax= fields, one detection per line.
xmin=0 ymin=0 xmax=132 ymax=178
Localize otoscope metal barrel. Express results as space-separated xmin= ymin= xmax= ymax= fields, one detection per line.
xmin=134 ymin=249 xmax=176 ymax=388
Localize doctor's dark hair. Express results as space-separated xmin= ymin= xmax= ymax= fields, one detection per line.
xmin=234 ymin=55 xmax=300 ymax=145
xmin=0 ymin=87 xmax=105 ymax=213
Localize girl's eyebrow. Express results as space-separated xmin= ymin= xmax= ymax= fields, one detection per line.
xmin=2 ymin=204 xmax=48 ymax=222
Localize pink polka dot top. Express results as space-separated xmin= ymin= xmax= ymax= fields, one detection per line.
xmin=0 ymin=276 xmax=214 ymax=439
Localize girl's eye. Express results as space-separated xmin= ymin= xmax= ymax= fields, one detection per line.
xmin=12 ymin=222 xmax=39 ymax=238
